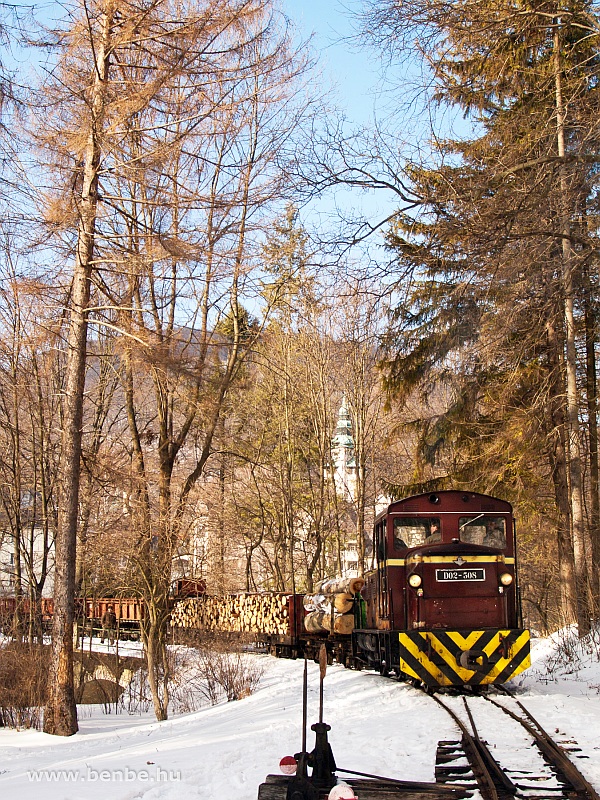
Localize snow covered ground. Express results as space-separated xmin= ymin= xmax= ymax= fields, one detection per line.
xmin=0 ymin=629 xmax=599 ymax=800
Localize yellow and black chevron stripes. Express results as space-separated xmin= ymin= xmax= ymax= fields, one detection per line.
xmin=399 ymin=629 xmax=530 ymax=687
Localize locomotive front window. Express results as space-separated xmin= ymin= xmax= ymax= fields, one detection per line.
xmin=459 ymin=515 xmax=506 ymax=548
xmin=394 ymin=517 xmax=441 ymax=549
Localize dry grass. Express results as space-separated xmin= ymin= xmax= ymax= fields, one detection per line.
xmin=167 ymin=634 xmax=264 ymax=711
xmin=0 ymin=641 xmax=48 ymax=729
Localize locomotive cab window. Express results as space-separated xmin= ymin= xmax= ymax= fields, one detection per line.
xmin=459 ymin=515 xmax=506 ymax=548
xmin=394 ymin=517 xmax=441 ymax=550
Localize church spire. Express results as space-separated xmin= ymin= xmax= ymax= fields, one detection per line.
xmin=331 ymin=397 xmax=356 ymax=500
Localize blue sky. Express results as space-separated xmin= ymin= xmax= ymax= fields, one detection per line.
xmin=281 ymin=0 xmax=478 ymax=251
xmin=282 ymin=0 xmax=384 ymax=125
xmin=280 ymin=0 xmax=404 ymax=252
xmin=29 ymin=0 xmax=382 ymax=123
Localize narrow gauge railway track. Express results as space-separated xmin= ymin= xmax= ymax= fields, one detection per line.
xmin=429 ymin=689 xmax=599 ymax=800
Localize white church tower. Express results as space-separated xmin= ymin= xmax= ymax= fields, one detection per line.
xmin=331 ymin=398 xmax=357 ymax=503
xmin=329 ymin=399 xmax=360 ymax=574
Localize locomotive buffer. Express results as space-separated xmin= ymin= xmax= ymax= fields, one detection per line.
xmin=257 ymin=647 xmax=471 ymax=800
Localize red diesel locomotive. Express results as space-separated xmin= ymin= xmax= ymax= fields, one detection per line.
xmin=353 ymin=490 xmax=530 ymax=687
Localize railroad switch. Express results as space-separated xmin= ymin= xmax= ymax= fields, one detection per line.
xmin=285 ymin=645 xmax=337 ymax=800
xmin=308 ymin=721 xmax=337 ymax=788
xmin=286 ymin=722 xmax=337 ymax=800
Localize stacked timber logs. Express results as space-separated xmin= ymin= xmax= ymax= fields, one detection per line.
xmin=303 ymin=576 xmax=364 ymax=636
xmin=171 ymin=593 xmax=292 ymax=635
xmin=319 ymin=576 xmax=365 ymax=595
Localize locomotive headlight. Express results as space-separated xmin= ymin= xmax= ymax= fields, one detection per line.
xmin=409 ymin=574 xmax=422 ymax=588
xmin=499 ymin=572 xmax=513 ymax=586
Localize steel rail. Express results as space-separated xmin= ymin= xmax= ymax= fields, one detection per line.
xmin=428 ymin=693 xmax=500 ymax=800
xmin=461 ymin=696 xmax=518 ymax=797
xmin=484 ymin=689 xmax=600 ymax=800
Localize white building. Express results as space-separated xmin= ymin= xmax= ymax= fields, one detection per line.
xmin=0 ymin=527 xmax=54 ymax=597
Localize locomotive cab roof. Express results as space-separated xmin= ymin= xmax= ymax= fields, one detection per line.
xmin=376 ymin=490 xmax=513 ymax=524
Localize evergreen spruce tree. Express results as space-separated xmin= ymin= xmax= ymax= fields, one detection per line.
xmin=363 ymin=0 xmax=600 ymax=629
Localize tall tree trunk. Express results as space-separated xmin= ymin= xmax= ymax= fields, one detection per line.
xmin=355 ymin=440 xmax=367 ymax=576
xmin=583 ymin=262 xmax=600 ymax=615
xmin=546 ymin=315 xmax=578 ymax=626
xmin=142 ymin=607 xmax=169 ymax=722
xmin=218 ymin=453 xmax=227 ymax=591
xmin=553 ymin=22 xmax=591 ymax=633
xmin=44 ymin=0 xmax=115 ymax=736
xmin=9 ymin=364 xmax=23 ymax=639
xmin=11 ymin=524 xmax=22 ymax=638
